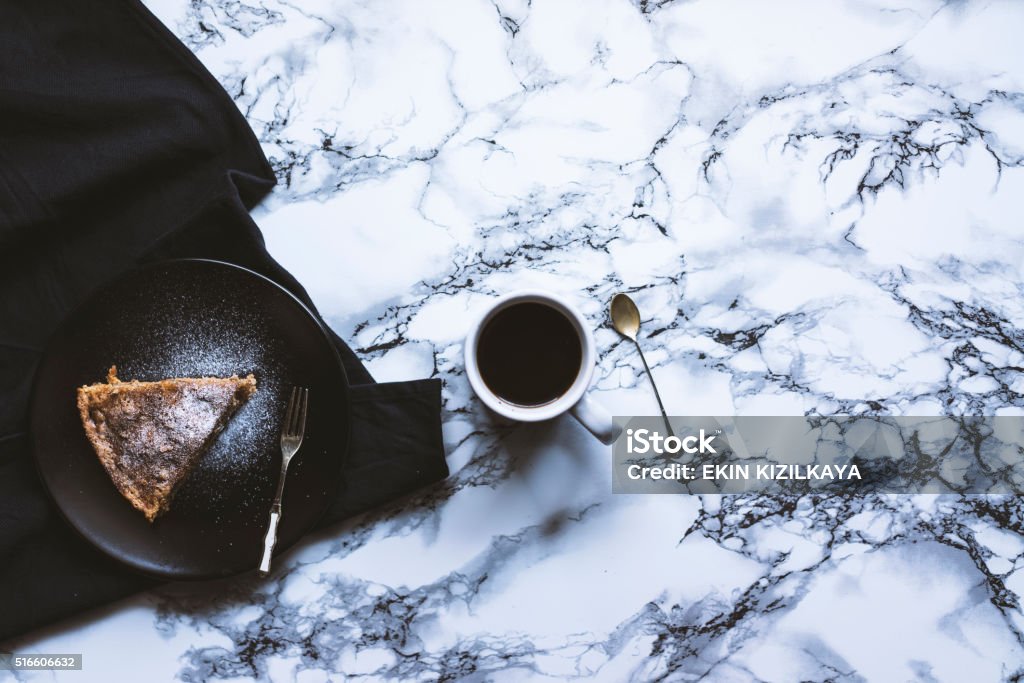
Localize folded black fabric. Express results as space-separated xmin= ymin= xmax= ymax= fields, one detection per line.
xmin=0 ymin=0 xmax=447 ymax=642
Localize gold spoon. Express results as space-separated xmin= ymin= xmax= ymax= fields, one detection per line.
xmin=610 ymin=293 xmax=673 ymax=436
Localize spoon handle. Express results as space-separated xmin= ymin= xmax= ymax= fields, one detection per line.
xmin=634 ymin=340 xmax=674 ymax=437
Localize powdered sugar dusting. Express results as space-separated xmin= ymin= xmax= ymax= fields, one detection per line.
xmin=103 ymin=266 xmax=295 ymax=514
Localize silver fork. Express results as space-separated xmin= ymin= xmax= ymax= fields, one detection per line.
xmin=258 ymin=386 xmax=309 ymax=576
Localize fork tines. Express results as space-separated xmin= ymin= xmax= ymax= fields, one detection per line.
xmin=282 ymin=386 xmax=309 ymax=442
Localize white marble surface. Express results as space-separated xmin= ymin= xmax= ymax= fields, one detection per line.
xmin=7 ymin=0 xmax=1024 ymax=680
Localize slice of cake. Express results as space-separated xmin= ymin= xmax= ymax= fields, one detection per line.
xmin=77 ymin=366 xmax=257 ymax=522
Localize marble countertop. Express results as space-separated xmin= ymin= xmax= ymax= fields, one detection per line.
xmin=7 ymin=0 xmax=1024 ymax=680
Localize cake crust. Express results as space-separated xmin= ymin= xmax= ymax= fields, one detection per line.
xmin=77 ymin=366 xmax=257 ymax=522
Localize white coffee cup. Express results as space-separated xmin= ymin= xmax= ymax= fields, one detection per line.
xmin=464 ymin=291 xmax=621 ymax=444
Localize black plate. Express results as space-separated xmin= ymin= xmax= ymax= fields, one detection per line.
xmin=30 ymin=259 xmax=349 ymax=580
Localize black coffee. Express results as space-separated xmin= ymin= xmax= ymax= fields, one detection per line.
xmin=476 ymin=302 xmax=583 ymax=407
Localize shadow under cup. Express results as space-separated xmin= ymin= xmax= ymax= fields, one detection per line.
xmin=474 ymin=300 xmax=584 ymax=409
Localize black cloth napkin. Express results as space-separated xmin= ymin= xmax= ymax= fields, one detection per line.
xmin=0 ymin=0 xmax=447 ymax=642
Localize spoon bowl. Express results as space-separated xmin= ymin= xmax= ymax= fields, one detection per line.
xmin=610 ymin=293 xmax=641 ymax=341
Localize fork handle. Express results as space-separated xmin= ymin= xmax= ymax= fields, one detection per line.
xmin=258 ymin=504 xmax=281 ymax=576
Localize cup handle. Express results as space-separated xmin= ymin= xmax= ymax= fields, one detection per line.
xmin=570 ymin=393 xmax=622 ymax=445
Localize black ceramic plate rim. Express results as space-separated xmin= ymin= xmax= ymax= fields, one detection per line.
xmin=29 ymin=257 xmax=351 ymax=580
